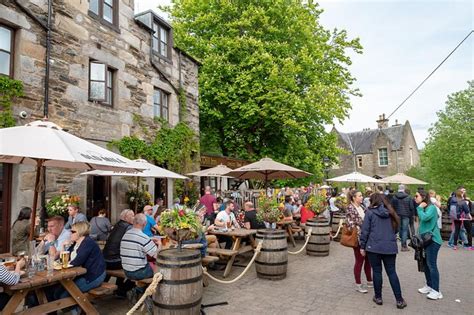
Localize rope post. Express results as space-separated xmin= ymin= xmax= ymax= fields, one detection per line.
xmin=127 ymin=272 xmax=163 ymax=315
xmin=288 ymin=227 xmax=312 ymax=255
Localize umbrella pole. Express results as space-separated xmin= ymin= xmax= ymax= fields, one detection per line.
xmin=30 ymin=160 xmax=44 ymax=241
xmin=135 ymin=176 xmax=140 ymax=213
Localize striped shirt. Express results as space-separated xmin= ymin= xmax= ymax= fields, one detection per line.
xmin=120 ymin=228 xmax=157 ymax=272
xmin=0 ymin=265 xmax=20 ymax=286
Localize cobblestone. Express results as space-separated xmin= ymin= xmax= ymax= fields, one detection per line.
xmin=94 ymin=240 xmax=473 ymax=314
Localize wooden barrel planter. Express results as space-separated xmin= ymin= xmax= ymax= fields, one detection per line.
xmin=441 ymin=214 xmax=452 ymax=241
xmin=255 ymin=229 xmax=288 ymax=280
xmin=154 ymin=249 xmax=203 ymax=315
xmin=305 ymin=220 xmax=331 ymax=256
xmin=331 ymin=213 xmax=345 ymax=242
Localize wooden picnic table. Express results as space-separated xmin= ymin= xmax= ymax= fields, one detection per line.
xmin=277 ymin=219 xmax=296 ymax=247
xmin=207 ymin=228 xmax=257 ymax=277
xmin=1 ymin=267 xmax=99 ymax=315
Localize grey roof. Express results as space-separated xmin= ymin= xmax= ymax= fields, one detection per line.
xmin=337 ymin=125 xmax=404 ymax=154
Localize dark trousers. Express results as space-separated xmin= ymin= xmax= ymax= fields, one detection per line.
xmin=423 ymin=242 xmax=441 ymax=292
xmin=353 ymin=246 xmax=372 ymax=284
xmin=0 ymin=292 xmax=11 ymax=311
xmin=453 ymin=220 xmax=472 ymax=246
xmin=367 ymin=252 xmax=403 ymax=302
xmin=217 ymin=235 xmax=233 ymax=249
xmin=105 ymin=261 xmax=135 ymax=296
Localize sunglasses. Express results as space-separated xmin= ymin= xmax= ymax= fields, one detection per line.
xmin=71 ymin=230 xmax=77 ymax=234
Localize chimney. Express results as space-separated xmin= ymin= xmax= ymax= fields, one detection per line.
xmin=376 ymin=113 xmax=389 ymax=129
xmin=392 ymin=119 xmax=401 ymax=126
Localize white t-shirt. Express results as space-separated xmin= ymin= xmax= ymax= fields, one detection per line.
xmin=329 ymin=197 xmax=339 ymax=212
xmin=430 ymin=197 xmax=442 ymax=229
xmin=216 ymin=211 xmax=237 ymax=227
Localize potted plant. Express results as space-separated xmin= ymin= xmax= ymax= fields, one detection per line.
xmin=305 ymin=193 xmax=328 ymax=216
xmin=256 ymin=196 xmax=282 ymax=229
xmin=126 ymin=189 xmax=152 ymax=212
xmin=158 ymin=206 xmax=203 ymax=250
xmin=46 ymin=194 xmax=80 ymax=218
xmin=335 ymin=195 xmax=348 ymax=212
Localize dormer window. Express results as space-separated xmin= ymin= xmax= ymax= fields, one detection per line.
xmin=89 ymin=0 xmax=119 ymax=31
xmin=152 ymin=21 xmax=170 ymax=59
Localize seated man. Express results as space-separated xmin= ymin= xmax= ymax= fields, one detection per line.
xmin=38 ymin=216 xmax=72 ymax=259
xmin=243 ymin=201 xmax=265 ymax=229
xmin=120 ymin=213 xmax=161 ymax=281
xmin=0 ymin=259 xmax=26 ymax=310
xmin=64 ymin=205 xmax=88 ymax=230
xmin=214 ymin=201 xmax=239 ymax=249
xmin=142 ymin=205 xmax=160 ymax=237
xmin=103 ymin=209 xmax=135 ymax=298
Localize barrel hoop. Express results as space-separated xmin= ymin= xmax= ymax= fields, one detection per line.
xmin=307 ymin=249 xmax=329 ymax=252
xmin=255 ymin=260 xmax=288 ymax=266
xmin=157 ymin=261 xmax=201 ymax=268
xmin=154 ymin=298 xmax=202 ymax=310
xmin=310 ymin=233 xmax=330 ymax=236
xmin=256 ymin=236 xmax=287 ymax=240
xmin=260 ymin=247 xmax=288 ymax=252
xmin=308 ymin=242 xmax=330 ymax=245
xmin=256 ymin=271 xmax=286 ymax=277
xmin=161 ymin=274 xmax=203 ymax=285
xmin=158 ymin=252 xmax=202 ymax=261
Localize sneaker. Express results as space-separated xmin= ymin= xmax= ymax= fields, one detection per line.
xmin=452 ymin=246 xmax=458 ymax=250
xmin=401 ymin=246 xmax=410 ymax=252
xmin=396 ymin=299 xmax=407 ymax=309
xmin=447 ymin=243 xmax=454 ymax=248
xmin=427 ymin=290 xmax=443 ymax=300
xmin=367 ymin=281 xmax=373 ymax=288
xmin=372 ymin=296 xmax=383 ymax=305
xmin=418 ymin=285 xmax=432 ymax=294
xmin=355 ymin=284 xmax=368 ymax=293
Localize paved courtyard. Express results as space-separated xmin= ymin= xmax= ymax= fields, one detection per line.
xmin=96 ymin=239 xmax=473 ymax=314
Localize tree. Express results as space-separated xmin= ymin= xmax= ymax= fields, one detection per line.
xmin=0 ymin=76 xmax=24 ymax=128
xmin=420 ymin=81 xmax=474 ymax=196
xmin=166 ymin=0 xmax=362 ymax=178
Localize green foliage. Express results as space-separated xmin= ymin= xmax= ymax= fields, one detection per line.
xmin=417 ymin=81 xmax=474 ymax=196
xmin=158 ymin=206 xmax=203 ymax=239
xmin=126 ymin=189 xmax=152 ymax=212
xmin=256 ymin=195 xmax=282 ymax=223
xmin=165 ymin=0 xmax=362 ymax=179
xmin=305 ymin=193 xmax=328 ymax=214
xmin=174 ymin=179 xmax=200 ymax=206
xmin=0 ymin=76 xmax=24 ymax=128
xmin=46 ymin=194 xmax=80 ymax=217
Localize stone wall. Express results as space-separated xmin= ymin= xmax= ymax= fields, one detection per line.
xmin=2 ymin=0 xmax=199 ymax=224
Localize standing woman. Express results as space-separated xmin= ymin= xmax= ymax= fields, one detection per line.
xmin=346 ymin=190 xmax=372 ymax=293
xmin=359 ymin=193 xmax=406 ymax=309
xmin=415 ymin=190 xmax=443 ymax=300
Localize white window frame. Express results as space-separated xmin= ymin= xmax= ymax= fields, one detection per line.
xmin=152 ymin=21 xmax=170 ymax=59
xmin=378 ymin=148 xmax=388 ymax=166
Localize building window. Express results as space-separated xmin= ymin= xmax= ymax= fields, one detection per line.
xmin=89 ymin=61 xmax=115 ymax=106
xmin=89 ymin=0 xmax=118 ymax=28
xmin=378 ymin=148 xmax=388 ymax=166
xmin=0 ymin=24 xmax=14 ymax=77
xmin=152 ymin=21 xmax=170 ymax=59
xmin=153 ymin=89 xmax=169 ymax=121
xmin=357 ymin=156 xmax=363 ymax=168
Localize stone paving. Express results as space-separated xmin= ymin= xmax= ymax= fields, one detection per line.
xmin=95 ymin=239 xmax=473 ymax=315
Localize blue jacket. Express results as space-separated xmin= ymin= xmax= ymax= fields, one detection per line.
xmin=359 ymin=205 xmax=398 ymax=255
xmin=69 ymin=236 xmax=105 ymax=282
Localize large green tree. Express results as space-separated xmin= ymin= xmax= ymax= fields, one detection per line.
xmin=166 ymin=0 xmax=362 ymax=178
xmin=416 ymin=81 xmax=474 ymax=196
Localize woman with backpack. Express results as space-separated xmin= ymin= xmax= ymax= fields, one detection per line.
xmin=449 ymin=189 xmax=472 ymax=250
xmin=415 ymin=190 xmax=444 ymax=300
xmin=359 ymin=193 xmax=407 ymax=309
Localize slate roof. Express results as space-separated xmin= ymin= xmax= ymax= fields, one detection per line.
xmin=336 ymin=125 xmax=404 ymax=154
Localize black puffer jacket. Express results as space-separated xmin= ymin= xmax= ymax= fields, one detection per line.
xmin=391 ymin=192 xmax=415 ymax=217
xmin=102 ymin=220 xmax=132 ymax=263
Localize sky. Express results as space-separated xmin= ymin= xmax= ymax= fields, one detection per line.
xmin=135 ymin=0 xmax=473 ymax=149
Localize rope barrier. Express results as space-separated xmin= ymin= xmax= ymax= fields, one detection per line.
xmin=127 ymin=272 xmax=163 ymax=315
xmin=332 ymin=220 xmax=345 ymax=239
xmin=288 ymin=228 xmax=312 ymax=255
xmin=202 ymin=241 xmax=263 ymax=284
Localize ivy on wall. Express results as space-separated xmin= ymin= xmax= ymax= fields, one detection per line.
xmin=0 ymin=76 xmax=24 ymax=128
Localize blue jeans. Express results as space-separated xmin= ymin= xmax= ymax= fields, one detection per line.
xmin=423 ymin=242 xmax=440 ymax=291
xmin=56 ymin=271 xmax=106 ymax=300
xmin=398 ymin=216 xmax=410 ymax=247
xmin=449 ymin=225 xmax=467 ymax=246
xmin=367 ymin=252 xmax=403 ymax=301
xmin=124 ymin=264 xmax=154 ymax=281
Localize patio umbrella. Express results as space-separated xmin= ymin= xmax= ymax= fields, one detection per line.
xmin=223 ymin=157 xmax=312 ymax=187
xmin=327 ymin=171 xmax=383 ymax=184
xmin=187 ymin=164 xmax=234 ymax=191
xmin=82 ymin=159 xmax=187 ymax=212
xmin=381 ymin=173 xmax=428 ymax=185
xmin=0 ymin=120 xmax=145 ymax=239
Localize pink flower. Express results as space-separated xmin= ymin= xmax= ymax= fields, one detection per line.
xmin=178 ymin=210 xmax=185 ymax=217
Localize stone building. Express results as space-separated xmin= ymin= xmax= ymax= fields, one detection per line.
xmin=0 ymin=0 xmax=199 ymax=253
xmin=331 ymin=114 xmax=420 ymax=179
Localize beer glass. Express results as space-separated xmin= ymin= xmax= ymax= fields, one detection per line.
xmin=61 ymin=251 xmax=70 ymax=268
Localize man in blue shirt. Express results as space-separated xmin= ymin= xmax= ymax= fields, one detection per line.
xmin=142 ymin=205 xmax=159 ymax=237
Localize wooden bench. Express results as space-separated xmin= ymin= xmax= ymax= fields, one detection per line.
xmin=86 ymin=282 xmax=118 ymax=299
xmin=206 ymin=248 xmax=238 ymax=257
xmin=106 ymin=269 xmax=126 ymax=279
xmin=201 ymin=256 xmax=219 ymax=287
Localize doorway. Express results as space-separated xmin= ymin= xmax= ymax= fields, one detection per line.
xmin=0 ymin=164 xmax=12 ymax=253
xmin=86 ymin=176 xmax=111 ymax=220
xmin=154 ymin=178 xmax=168 ymax=206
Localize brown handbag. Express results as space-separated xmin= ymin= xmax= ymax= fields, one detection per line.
xmin=340 ymin=224 xmax=359 ymax=248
